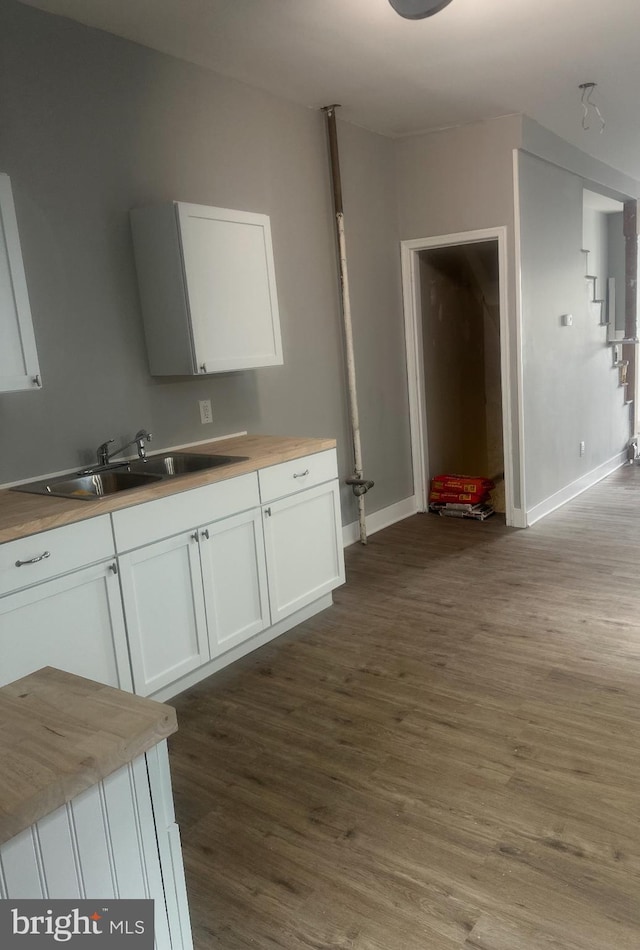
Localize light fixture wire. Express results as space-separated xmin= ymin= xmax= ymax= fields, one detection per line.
xmin=579 ymin=82 xmax=605 ymax=133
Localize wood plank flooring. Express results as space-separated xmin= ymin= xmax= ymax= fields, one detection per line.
xmin=168 ymin=465 xmax=640 ymax=949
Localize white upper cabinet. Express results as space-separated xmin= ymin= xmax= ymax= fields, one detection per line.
xmin=0 ymin=174 xmax=41 ymax=393
xmin=130 ymin=202 xmax=283 ymax=375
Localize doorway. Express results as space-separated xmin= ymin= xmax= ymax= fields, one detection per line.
xmin=401 ymin=227 xmax=518 ymax=526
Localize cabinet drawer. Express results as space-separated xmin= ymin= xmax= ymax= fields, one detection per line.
xmin=112 ymin=472 xmax=260 ymax=552
xmin=0 ymin=515 xmax=114 ymax=597
xmin=258 ymin=449 xmax=338 ymax=503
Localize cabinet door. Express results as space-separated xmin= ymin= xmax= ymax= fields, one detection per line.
xmin=119 ymin=532 xmax=208 ymax=696
xmin=199 ymin=508 xmax=270 ymax=657
xmin=263 ymin=480 xmax=345 ymax=624
xmin=0 ymin=174 xmax=41 ymax=393
xmin=176 ymin=203 xmax=283 ymax=373
xmin=0 ymin=561 xmax=131 ymax=690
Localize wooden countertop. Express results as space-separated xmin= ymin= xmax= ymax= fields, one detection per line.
xmin=0 ymin=666 xmax=178 ymax=846
xmin=0 ymin=434 xmax=336 ymax=544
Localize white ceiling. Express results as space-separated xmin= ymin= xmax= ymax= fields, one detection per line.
xmin=19 ymin=0 xmax=640 ymax=181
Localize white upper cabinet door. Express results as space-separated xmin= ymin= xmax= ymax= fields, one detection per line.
xmin=177 ymin=203 xmax=283 ymax=373
xmin=130 ymin=202 xmax=283 ymax=375
xmin=0 ymin=174 xmax=41 ymax=393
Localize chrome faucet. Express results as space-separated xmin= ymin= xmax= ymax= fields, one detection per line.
xmin=97 ymin=429 xmax=153 ymax=467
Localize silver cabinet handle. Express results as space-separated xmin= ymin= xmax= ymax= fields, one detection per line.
xmin=191 ymin=532 xmax=199 ymax=542
xmin=110 ymin=562 xmax=118 ymax=575
xmin=199 ymin=363 xmax=207 ymax=374
xmin=293 ymin=469 xmax=310 ymax=479
xmin=32 ymin=374 xmax=42 ymax=388
xmin=16 ymin=551 xmax=51 ymax=567
xmin=201 ymin=528 xmax=210 ymax=540
xmin=264 ymin=507 xmax=271 ymax=517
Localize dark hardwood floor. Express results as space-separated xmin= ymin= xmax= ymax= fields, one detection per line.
xmin=169 ymin=464 xmax=640 ymax=949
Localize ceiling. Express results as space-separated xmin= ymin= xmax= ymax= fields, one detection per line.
xmin=19 ymin=0 xmax=640 ymax=182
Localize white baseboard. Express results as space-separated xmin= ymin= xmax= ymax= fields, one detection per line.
xmin=526 ymin=451 xmax=627 ymax=526
xmin=342 ymin=495 xmax=418 ymax=547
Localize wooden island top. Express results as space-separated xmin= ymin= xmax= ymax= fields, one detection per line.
xmin=0 ymin=434 xmax=336 ymax=544
xmin=0 ymin=666 xmax=178 ymax=846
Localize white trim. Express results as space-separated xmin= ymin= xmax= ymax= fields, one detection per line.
xmin=400 ymin=226 xmax=522 ymax=528
xmin=400 ymin=243 xmax=429 ymax=512
xmin=342 ymin=495 xmax=417 ymax=547
xmin=526 ymin=452 xmax=626 ymax=526
xmin=512 ymin=149 xmax=528 ymax=519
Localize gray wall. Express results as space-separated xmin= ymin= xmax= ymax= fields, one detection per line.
xmin=522 ymin=117 xmax=640 ymax=200
xmin=519 ymin=151 xmax=630 ymax=509
xmin=0 ymin=0 xmax=412 ymax=524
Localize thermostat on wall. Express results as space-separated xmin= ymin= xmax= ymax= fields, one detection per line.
xmin=561 ymin=313 xmax=573 ymax=327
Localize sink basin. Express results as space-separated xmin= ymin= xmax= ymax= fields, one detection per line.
xmin=128 ymin=452 xmax=247 ymax=476
xmin=13 ymin=469 xmax=163 ymax=500
xmin=12 ymin=452 xmax=248 ymax=501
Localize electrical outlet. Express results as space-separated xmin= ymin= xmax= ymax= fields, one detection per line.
xmin=199 ymin=399 xmax=213 ymax=425
xmin=579 ymin=441 xmax=586 ymax=457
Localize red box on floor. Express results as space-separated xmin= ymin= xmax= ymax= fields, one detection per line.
xmin=430 ymin=474 xmax=494 ymax=494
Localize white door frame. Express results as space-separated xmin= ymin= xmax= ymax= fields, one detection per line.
xmin=400 ymin=226 xmax=521 ymax=528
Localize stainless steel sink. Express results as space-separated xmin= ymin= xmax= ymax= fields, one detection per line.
xmin=13 ymin=469 xmax=163 ymax=500
xmin=128 ymin=452 xmax=247 ymax=476
xmin=12 ymin=452 xmax=247 ymax=501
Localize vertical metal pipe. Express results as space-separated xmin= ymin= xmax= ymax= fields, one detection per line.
xmin=322 ymin=104 xmax=368 ymax=544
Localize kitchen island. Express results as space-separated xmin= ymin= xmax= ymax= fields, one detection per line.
xmin=0 ymin=666 xmax=193 ymax=949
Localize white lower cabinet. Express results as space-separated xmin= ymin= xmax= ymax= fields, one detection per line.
xmin=2 ymin=449 xmax=345 ymax=699
xmin=115 ymin=454 xmax=344 ymax=696
xmin=118 ymin=531 xmax=209 ymax=697
xmin=0 ymin=559 xmax=131 ymax=690
xmin=262 ymin=479 xmax=345 ymax=624
xmin=116 ymin=485 xmax=270 ymax=697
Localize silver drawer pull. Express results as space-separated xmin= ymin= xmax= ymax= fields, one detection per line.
xmin=16 ymin=551 xmax=51 ymax=567
xmin=293 ymin=469 xmax=310 ymax=479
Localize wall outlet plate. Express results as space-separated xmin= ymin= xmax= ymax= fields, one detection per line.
xmin=199 ymin=399 xmax=213 ymax=425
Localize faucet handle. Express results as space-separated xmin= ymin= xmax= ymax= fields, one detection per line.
xmin=133 ymin=429 xmax=152 ymax=461
xmin=97 ymin=439 xmax=114 ymax=465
